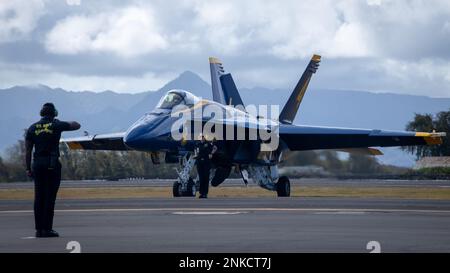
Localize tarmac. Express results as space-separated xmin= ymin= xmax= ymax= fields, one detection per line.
xmin=1 ymin=182 xmax=450 ymax=252
xmin=2 ymin=178 xmax=450 ymax=189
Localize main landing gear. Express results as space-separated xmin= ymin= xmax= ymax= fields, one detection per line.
xmin=276 ymin=176 xmax=291 ymax=197
xmin=171 ymin=154 xmax=292 ymax=198
xmin=247 ymin=165 xmax=291 ymax=197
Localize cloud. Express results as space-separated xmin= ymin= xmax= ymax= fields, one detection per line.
xmin=43 ymin=0 xmax=450 ymax=61
xmin=66 ymin=0 xmax=81 ymax=6
xmin=45 ymin=6 xmax=167 ymax=57
xmin=190 ymin=0 xmax=374 ymax=59
xmin=1 ymin=0 xmax=450 ymax=97
xmin=0 ymin=61 xmax=176 ymax=93
xmin=379 ymin=58 xmax=450 ymax=96
xmin=188 ymin=0 xmax=450 ymax=61
xmin=0 ymin=0 xmax=45 ymax=43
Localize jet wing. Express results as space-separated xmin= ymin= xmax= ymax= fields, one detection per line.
xmin=279 ymin=125 xmax=445 ymax=151
xmin=61 ymin=132 xmax=129 ymax=151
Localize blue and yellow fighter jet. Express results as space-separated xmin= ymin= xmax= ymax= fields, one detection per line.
xmin=62 ymin=55 xmax=445 ymax=197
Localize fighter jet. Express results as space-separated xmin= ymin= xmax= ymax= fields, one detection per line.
xmin=62 ymin=55 xmax=446 ymax=197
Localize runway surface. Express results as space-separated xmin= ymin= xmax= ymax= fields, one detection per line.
xmin=2 ymin=178 xmax=450 ymax=189
xmin=1 ymin=197 xmax=450 ymax=253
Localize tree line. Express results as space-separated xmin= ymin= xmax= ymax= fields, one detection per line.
xmin=0 ymin=142 xmax=177 ymax=182
xmin=0 ymin=142 xmax=397 ymax=182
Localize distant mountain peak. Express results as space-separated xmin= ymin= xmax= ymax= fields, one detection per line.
xmin=179 ymin=70 xmax=203 ymax=79
xmin=173 ymin=70 xmax=210 ymax=87
xmin=5 ymin=83 xmax=53 ymax=92
xmin=157 ymin=70 xmax=210 ymax=94
xmin=28 ymin=83 xmax=52 ymax=89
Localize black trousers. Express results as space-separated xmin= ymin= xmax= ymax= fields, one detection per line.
xmin=33 ymin=160 xmax=61 ymax=231
xmin=197 ymin=159 xmax=211 ymax=196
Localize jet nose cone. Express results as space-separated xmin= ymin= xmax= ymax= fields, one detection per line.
xmin=124 ymin=113 xmax=168 ymax=150
xmin=123 ymin=125 xmax=145 ymax=149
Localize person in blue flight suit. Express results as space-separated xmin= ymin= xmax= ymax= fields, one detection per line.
xmin=25 ymin=103 xmax=80 ymax=238
xmin=195 ymin=134 xmax=217 ymax=199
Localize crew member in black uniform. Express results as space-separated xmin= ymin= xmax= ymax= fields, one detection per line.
xmin=25 ymin=103 xmax=80 ymax=238
xmin=196 ymin=134 xmax=217 ymax=199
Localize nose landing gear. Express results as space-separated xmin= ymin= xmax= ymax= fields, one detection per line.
xmin=173 ymin=153 xmax=197 ymax=197
xmin=173 ymin=178 xmax=196 ymax=197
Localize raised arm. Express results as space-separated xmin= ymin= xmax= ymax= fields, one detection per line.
xmin=66 ymin=121 xmax=81 ymax=131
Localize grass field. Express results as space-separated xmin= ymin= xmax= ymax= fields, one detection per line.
xmin=0 ymin=186 xmax=450 ymax=200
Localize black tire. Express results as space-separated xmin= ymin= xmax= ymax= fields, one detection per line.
xmin=173 ymin=181 xmax=182 ymax=197
xmin=276 ymin=176 xmax=291 ymax=197
xmin=185 ymin=178 xmax=196 ymax=197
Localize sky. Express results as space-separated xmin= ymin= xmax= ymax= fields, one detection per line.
xmin=1 ymin=0 xmax=450 ymax=97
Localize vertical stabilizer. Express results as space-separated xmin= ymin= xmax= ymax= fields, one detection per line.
xmin=279 ymin=54 xmax=321 ymax=124
xmin=209 ymin=57 xmax=245 ymax=107
xmin=209 ymin=57 xmax=226 ymax=104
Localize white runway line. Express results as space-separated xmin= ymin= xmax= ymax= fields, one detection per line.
xmin=1 ymin=208 xmax=450 ymax=214
xmin=314 ymin=211 xmax=366 ymax=215
xmin=172 ymin=211 xmax=246 ymax=215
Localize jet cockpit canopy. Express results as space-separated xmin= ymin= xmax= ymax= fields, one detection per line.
xmin=156 ymin=89 xmax=200 ymax=109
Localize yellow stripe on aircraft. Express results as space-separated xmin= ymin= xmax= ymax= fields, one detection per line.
xmin=209 ymin=57 xmax=222 ymax=64
xmin=67 ymin=142 xmax=83 ymax=150
xmin=294 ymin=54 xmax=320 ymax=104
xmin=296 ymin=77 xmax=311 ymax=103
xmin=415 ymin=132 xmax=445 ymax=145
xmin=415 ymin=132 xmax=431 ymax=137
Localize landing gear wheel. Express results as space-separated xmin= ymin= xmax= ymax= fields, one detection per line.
xmin=185 ymin=178 xmax=196 ymax=197
xmin=276 ymin=176 xmax=290 ymax=197
xmin=172 ymin=179 xmax=197 ymax=197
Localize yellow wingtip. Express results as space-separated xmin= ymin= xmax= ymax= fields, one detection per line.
xmin=415 ymin=132 xmax=446 ymax=145
xmin=415 ymin=132 xmax=431 ymax=137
